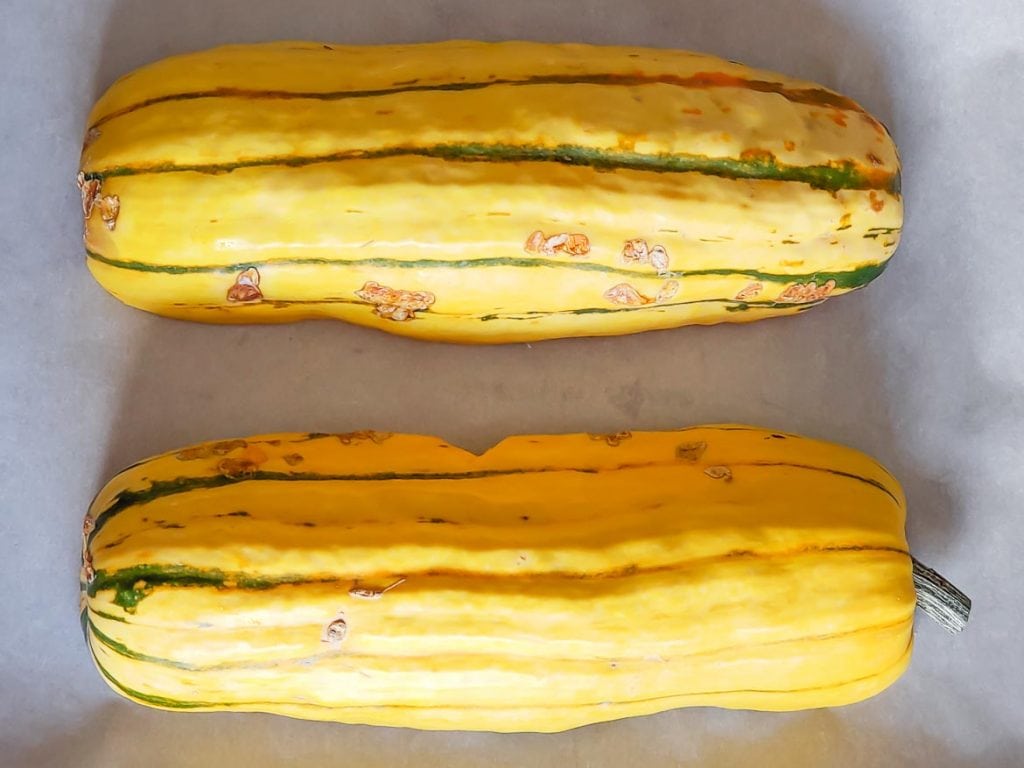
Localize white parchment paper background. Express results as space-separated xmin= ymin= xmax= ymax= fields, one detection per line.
xmin=1 ymin=1 xmax=1022 ymax=765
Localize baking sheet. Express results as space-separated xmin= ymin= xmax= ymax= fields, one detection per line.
xmin=2 ymin=0 xmax=1022 ymax=764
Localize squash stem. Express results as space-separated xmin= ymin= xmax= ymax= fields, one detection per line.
xmin=912 ymin=558 xmax=971 ymax=633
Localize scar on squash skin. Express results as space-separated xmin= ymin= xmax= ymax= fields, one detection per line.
xmin=218 ymin=457 xmax=259 ymax=478
xmin=675 ymin=441 xmax=707 ymax=462
xmin=83 ymin=127 xmax=101 ymax=150
xmin=590 ymin=431 xmax=632 ymax=447
xmin=176 ymin=439 xmax=247 ymax=461
xmin=98 ymin=195 xmax=120 ymax=230
xmin=282 ymin=453 xmax=304 ymax=466
xmin=76 ymin=172 xmax=101 ymax=218
xmin=524 ymin=230 xmax=590 ymax=256
xmin=704 ymin=465 xmax=733 ymax=481
xmin=336 ymin=430 xmax=392 ymax=446
xmin=604 ymin=280 xmax=678 ymax=307
xmin=869 ymin=191 xmax=885 ymax=211
xmin=349 ymin=577 xmax=406 ymax=600
xmin=621 ymin=239 xmax=671 ymax=276
xmin=321 ymin=614 xmax=348 ymax=644
xmin=734 ymin=282 xmax=763 ymax=301
xmin=778 ymin=279 xmax=836 ymax=303
xmin=837 ymin=213 xmax=853 ymax=231
xmin=227 ymin=267 xmax=262 ymax=303
xmin=81 ymin=551 xmax=95 ymax=583
xmin=355 ymin=281 xmax=435 ymax=321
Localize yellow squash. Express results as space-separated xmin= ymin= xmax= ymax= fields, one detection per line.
xmin=79 ymin=41 xmax=902 ymax=342
xmin=81 ymin=425 xmax=966 ymax=732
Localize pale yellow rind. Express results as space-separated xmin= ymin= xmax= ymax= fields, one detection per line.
xmin=80 ymin=41 xmax=901 ymax=342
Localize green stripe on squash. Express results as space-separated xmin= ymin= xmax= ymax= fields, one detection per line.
xmin=83 ymin=142 xmax=899 ymax=193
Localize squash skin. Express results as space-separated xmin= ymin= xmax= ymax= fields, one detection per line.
xmin=79 ymin=41 xmax=902 ymax=343
xmin=82 ymin=426 xmax=915 ymax=732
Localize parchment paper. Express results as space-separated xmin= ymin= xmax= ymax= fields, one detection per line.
xmin=1 ymin=1 xmax=1022 ymax=765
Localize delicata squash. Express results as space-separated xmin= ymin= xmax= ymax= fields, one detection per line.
xmin=81 ymin=426 xmax=967 ymax=732
xmin=79 ymin=41 xmax=902 ymax=342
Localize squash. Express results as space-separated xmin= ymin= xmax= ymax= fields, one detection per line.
xmin=79 ymin=41 xmax=902 ymax=343
xmin=81 ymin=426 xmax=967 ymax=732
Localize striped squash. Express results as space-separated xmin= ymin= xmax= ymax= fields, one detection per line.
xmin=79 ymin=41 xmax=902 ymax=343
xmin=81 ymin=425 xmax=958 ymax=732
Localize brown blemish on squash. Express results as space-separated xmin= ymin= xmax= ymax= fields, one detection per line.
xmin=176 ymin=439 xmax=247 ymax=461
xmin=778 ymin=279 xmax=837 ymax=303
xmin=82 ymin=516 xmax=95 ymax=536
xmin=784 ymin=140 xmax=796 ymax=151
xmin=227 ymin=267 xmax=262 ymax=303
xmin=355 ymin=281 xmax=435 ymax=321
xmin=76 ymin=172 xmax=102 ymax=218
xmin=621 ymin=239 xmax=649 ymax=265
xmin=590 ymin=431 xmax=632 ymax=447
xmin=604 ymin=278 xmax=678 ymax=307
xmin=781 ymin=239 xmax=799 ymax=244
xmin=322 ymin=614 xmax=348 ymax=644
xmin=81 ymin=550 xmax=95 ymax=583
xmin=98 ymin=195 xmax=120 ymax=231
xmin=604 ymin=283 xmax=650 ymax=307
xmin=681 ymin=107 xmax=703 ymax=115
xmin=622 ymin=239 xmax=670 ymax=275
xmin=82 ymin=127 xmax=101 ymax=151
xmin=867 ymin=152 xmax=883 ymax=166
xmin=524 ymin=230 xmax=590 ymax=257
xmin=215 ymin=510 xmax=250 ymax=518
xmin=675 ymin=441 xmax=708 ymax=462
xmin=418 ymin=517 xmax=454 ymax=524
xmin=837 ymin=213 xmax=853 ymax=231
xmin=740 ymin=148 xmax=775 ymax=162
xmin=375 ymin=109 xmax=393 ymax=115
xmin=704 ymin=465 xmax=733 ymax=481
xmin=349 ymin=577 xmax=406 ymax=600
xmin=734 ymin=282 xmax=763 ymax=301
xmin=650 ymin=246 xmax=670 ymax=276
xmin=869 ymin=191 xmax=885 ymax=212
xmin=780 ymin=260 xmax=805 ymax=267
xmin=282 ymin=453 xmax=304 ymax=466
xmin=829 ymin=110 xmax=848 ymax=127
xmin=655 ymin=280 xmax=679 ymax=303
xmin=218 ymin=457 xmax=259 ymax=478
xmin=337 ymin=430 xmax=392 ymax=446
